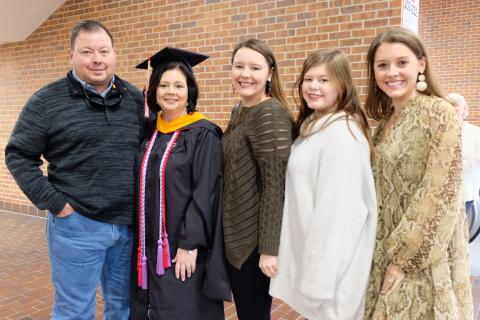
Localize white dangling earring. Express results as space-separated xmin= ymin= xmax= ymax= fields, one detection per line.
xmin=416 ymin=73 xmax=427 ymax=91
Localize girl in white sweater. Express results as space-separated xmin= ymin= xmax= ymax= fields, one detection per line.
xmin=269 ymin=49 xmax=377 ymax=320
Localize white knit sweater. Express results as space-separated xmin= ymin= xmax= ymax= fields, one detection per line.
xmin=270 ymin=112 xmax=377 ymax=320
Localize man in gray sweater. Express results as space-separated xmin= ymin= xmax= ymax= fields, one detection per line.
xmin=5 ymin=20 xmax=144 ymax=319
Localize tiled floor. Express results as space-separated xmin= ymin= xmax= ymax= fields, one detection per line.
xmin=0 ymin=210 xmax=478 ymax=320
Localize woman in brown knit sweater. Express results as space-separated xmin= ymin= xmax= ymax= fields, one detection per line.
xmin=222 ymin=39 xmax=294 ymax=319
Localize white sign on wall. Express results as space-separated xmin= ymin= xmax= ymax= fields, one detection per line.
xmin=402 ymin=0 xmax=420 ymax=34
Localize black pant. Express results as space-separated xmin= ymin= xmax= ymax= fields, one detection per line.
xmin=227 ymin=249 xmax=272 ymax=320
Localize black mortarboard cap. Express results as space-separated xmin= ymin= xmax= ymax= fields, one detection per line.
xmin=136 ymin=47 xmax=209 ymax=70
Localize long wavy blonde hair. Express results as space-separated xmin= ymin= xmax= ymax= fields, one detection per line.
xmin=365 ymin=27 xmax=444 ymax=121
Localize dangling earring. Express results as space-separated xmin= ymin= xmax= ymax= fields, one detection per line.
xmin=416 ymin=73 xmax=427 ymax=91
xmin=231 ymin=84 xmax=236 ymax=95
xmin=266 ymin=80 xmax=272 ymax=95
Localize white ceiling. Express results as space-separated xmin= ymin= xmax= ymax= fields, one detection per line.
xmin=0 ymin=0 xmax=65 ymax=43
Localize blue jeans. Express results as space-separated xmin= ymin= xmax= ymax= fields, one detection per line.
xmin=47 ymin=212 xmax=132 ymax=320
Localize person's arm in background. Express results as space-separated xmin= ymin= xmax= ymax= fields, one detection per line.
xmin=462 ymin=124 xmax=480 ymax=172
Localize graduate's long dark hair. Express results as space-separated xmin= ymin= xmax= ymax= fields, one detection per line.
xmin=146 ymin=61 xmax=199 ymax=115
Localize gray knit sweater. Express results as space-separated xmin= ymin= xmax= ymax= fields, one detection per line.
xmin=222 ymin=98 xmax=293 ymax=268
xmin=5 ymin=71 xmax=144 ymax=224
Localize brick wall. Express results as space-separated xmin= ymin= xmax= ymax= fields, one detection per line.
xmin=419 ymin=0 xmax=480 ymax=124
xmin=3 ymin=0 xmax=473 ymax=217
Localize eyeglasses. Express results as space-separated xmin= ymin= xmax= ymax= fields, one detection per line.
xmin=82 ymin=85 xmax=122 ymax=109
xmin=81 ymin=86 xmax=122 ymax=122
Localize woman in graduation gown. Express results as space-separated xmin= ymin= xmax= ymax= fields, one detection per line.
xmin=130 ymin=47 xmax=231 ymax=319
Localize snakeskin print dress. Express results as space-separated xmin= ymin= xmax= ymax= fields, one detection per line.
xmin=365 ymin=95 xmax=474 ymax=319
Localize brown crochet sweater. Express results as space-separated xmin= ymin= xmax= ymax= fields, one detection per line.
xmin=222 ymin=98 xmax=293 ymax=269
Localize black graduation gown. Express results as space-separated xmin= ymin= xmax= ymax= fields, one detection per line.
xmin=130 ymin=118 xmax=231 ymax=320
